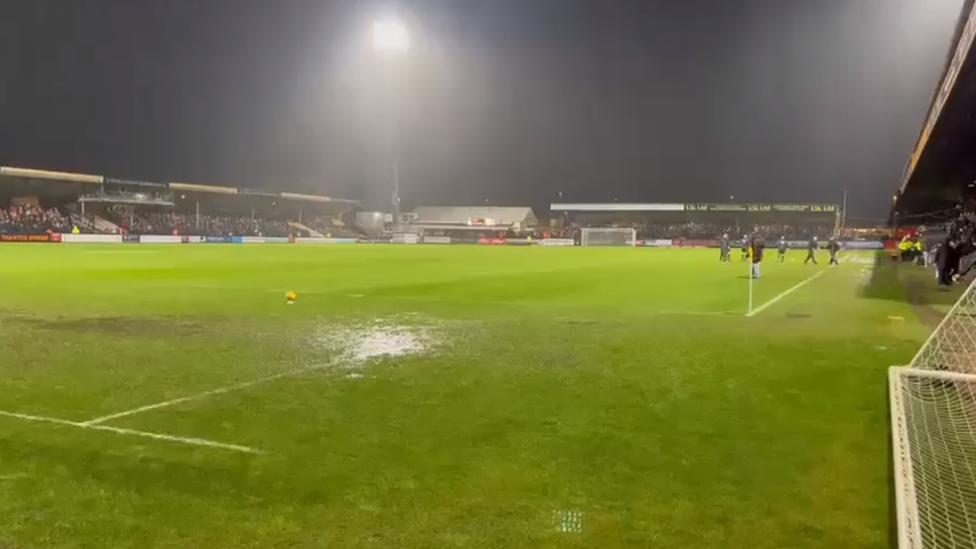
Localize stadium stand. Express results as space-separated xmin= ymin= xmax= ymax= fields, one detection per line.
xmin=0 ymin=165 xmax=360 ymax=237
xmin=552 ymin=203 xmax=840 ymax=242
xmin=101 ymin=211 xmax=293 ymax=238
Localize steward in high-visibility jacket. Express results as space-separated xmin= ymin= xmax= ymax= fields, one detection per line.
xmin=899 ymin=238 xmax=913 ymax=261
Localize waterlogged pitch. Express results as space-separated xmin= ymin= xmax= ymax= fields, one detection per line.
xmin=0 ymin=245 xmax=934 ymax=548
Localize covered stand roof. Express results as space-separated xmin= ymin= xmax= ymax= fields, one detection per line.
xmin=0 ymin=166 xmax=359 ymax=206
xmin=897 ymin=0 xmax=976 ymax=219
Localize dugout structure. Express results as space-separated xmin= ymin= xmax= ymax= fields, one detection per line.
xmin=890 ymin=276 xmax=976 ymax=549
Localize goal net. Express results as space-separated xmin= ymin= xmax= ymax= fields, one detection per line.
xmin=580 ymin=227 xmax=636 ymax=247
xmin=891 ymin=277 xmax=976 ymax=549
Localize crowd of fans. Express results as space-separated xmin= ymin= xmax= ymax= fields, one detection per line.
xmin=928 ymin=210 xmax=976 ymax=286
xmin=0 ymin=204 xmax=69 ymax=233
xmin=106 ymin=209 xmax=294 ymax=237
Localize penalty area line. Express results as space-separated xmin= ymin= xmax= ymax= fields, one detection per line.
xmin=0 ymin=409 xmax=260 ymax=454
xmin=746 ymin=268 xmax=829 ymax=317
xmin=80 ymin=358 xmax=343 ymax=427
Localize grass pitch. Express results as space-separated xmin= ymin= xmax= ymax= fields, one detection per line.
xmin=0 ymin=245 xmax=933 ymax=548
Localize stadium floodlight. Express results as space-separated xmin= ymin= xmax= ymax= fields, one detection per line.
xmin=889 ymin=276 xmax=976 ymax=549
xmin=372 ymin=19 xmax=410 ymax=54
xmin=580 ymin=227 xmax=636 ymax=247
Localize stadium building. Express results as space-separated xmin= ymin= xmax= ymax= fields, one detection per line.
xmin=400 ymin=206 xmax=539 ymax=243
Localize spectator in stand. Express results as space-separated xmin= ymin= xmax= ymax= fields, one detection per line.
xmin=103 ymin=210 xmax=299 ymax=238
xmin=0 ymin=203 xmax=69 ymax=233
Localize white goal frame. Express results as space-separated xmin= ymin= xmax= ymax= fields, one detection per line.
xmin=890 ymin=275 xmax=976 ymax=549
xmin=579 ymin=227 xmax=637 ymax=247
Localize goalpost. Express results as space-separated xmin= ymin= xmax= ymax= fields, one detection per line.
xmin=890 ymin=277 xmax=976 ymax=549
xmin=580 ymin=227 xmax=637 ymax=247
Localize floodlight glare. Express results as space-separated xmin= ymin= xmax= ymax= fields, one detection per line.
xmin=372 ymin=20 xmax=410 ymax=53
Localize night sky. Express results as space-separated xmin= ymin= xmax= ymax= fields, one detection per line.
xmin=0 ymin=0 xmax=965 ymax=217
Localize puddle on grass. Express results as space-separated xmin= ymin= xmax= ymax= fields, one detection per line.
xmin=309 ymin=315 xmax=443 ymax=367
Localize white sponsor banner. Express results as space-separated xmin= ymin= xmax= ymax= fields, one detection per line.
xmin=240 ymin=236 xmax=266 ymax=244
xmin=295 ymin=237 xmax=357 ymax=244
xmin=61 ymin=234 xmax=122 ymax=244
xmin=422 ymin=235 xmax=451 ymax=244
xmin=392 ymin=233 xmax=419 ymax=244
xmin=140 ymin=235 xmax=182 ymax=244
xmin=185 ymin=236 xmax=204 ymax=244
xmin=540 ymin=238 xmax=575 ymax=247
xmin=642 ymin=239 xmax=672 ymax=248
xmin=842 ymin=241 xmax=884 ymax=250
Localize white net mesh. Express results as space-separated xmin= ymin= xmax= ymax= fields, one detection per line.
xmin=892 ymin=277 xmax=976 ymax=549
xmin=580 ymin=228 xmax=636 ymax=247
xmin=910 ymin=278 xmax=976 ymax=374
xmin=891 ymin=369 xmax=976 ymax=549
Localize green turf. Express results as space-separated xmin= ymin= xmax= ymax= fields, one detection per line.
xmin=0 ymin=245 xmax=936 ymax=548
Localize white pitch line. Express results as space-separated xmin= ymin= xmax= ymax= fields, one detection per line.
xmin=746 ymin=268 xmax=829 ymax=317
xmin=81 ymin=359 xmax=341 ymax=427
xmin=85 ymin=424 xmax=260 ymax=454
xmin=80 ymin=375 xmax=286 ymax=426
xmin=0 ymin=409 xmax=259 ymax=454
xmin=0 ymin=409 xmax=78 ymax=427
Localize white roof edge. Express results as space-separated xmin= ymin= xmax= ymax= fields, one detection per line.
xmin=550 ymin=203 xmax=685 ymax=212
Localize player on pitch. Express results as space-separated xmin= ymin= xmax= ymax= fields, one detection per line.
xmin=804 ymin=236 xmax=819 ymax=265
xmin=827 ymin=236 xmax=841 ymax=265
xmin=750 ymin=233 xmax=765 ymax=279
xmin=720 ymin=233 xmax=731 ymax=262
xmin=777 ymin=236 xmax=787 ymax=262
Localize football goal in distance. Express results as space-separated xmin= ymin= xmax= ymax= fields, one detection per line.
xmin=580 ymin=227 xmax=637 ymax=247
xmin=890 ymin=276 xmax=976 ymax=549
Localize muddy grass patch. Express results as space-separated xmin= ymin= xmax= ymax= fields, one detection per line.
xmin=0 ymin=314 xmax=210 ymax=337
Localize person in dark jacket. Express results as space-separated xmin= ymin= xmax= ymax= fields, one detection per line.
xmin=751 ymin=235 xmax=765 ymax=279
xmin=804 ymin=236 xmax=819 ymax=265
xmin=827 ymin=237 xmax=841 ymax=266
xmin=720 ymin=233 xmax=731 ymax=262
xmin=937 ymin=236 xmax=961 ymax=286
